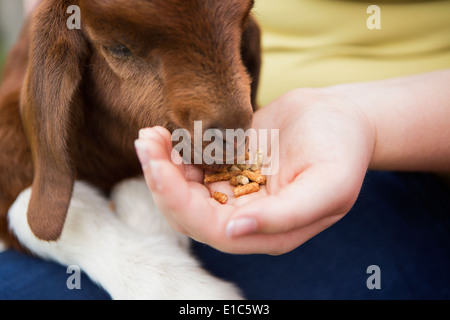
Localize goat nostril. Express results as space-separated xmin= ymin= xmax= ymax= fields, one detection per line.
xmin=205 ymin=127 xmax=225 ymax=138
xmin=205 ymin=127 xmax=228 ymax=147
xmin=204 ymin=127 xmax=237 ymax=150
xmin=197 ymin=124 xmax=251 ymax=166
xmin=204 ymin=127 xmax=248 ymax=157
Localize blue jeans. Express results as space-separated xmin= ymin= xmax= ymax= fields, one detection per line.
xmin=1 ymin=171 xmax=449 ymax=299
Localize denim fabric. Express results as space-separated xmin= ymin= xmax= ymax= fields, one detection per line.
xmin=192 ymin=171 xmax=450 ymax=299
xmin=1 ymin=171 xmax=449 ymax=299
xmin=0 ymin=250 xmax=110 ymax=300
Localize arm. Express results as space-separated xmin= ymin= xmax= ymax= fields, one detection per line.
xmin=328 ymin=69 xmax=450 ymax=171
xmin=136 ymin=69 xmax=450 ymax=255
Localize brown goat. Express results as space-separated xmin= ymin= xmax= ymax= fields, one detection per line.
xmin=0 ymin=0 xmax=261 ymax=250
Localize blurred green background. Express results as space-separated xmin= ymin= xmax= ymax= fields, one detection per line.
xmin=0 ymin=0 xmax=26 ymax=74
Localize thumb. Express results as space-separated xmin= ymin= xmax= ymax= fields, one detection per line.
xmin=228 ymin=167 xmax=359 ymax=236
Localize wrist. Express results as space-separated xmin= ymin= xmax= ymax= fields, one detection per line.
xmin=324 ymin=70 xmax=450 ymax=172
xmin=319 ymin=85 xmax=377 ymax=170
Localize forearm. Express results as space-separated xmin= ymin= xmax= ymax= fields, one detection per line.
xmin=328 ymin=69 xmax=450 ymax=172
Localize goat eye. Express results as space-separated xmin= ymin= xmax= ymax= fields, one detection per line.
xmin=105 ymin=44 xmax=132 ymax=58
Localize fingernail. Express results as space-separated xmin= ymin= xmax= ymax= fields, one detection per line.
xmin=139 ymin=128 xmax=154 ymax=140
xmin=226 ymin=218 xmax=257 ymax=238
xmin=135 ymin=139 xmax=150 ymax=168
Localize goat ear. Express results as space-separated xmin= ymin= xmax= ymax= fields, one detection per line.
xmin=20 ymin=1 xmax=89 ymax=241
xmin=241 ymin=15 xmax=262 ymax=110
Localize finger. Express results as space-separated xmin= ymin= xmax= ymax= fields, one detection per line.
xmin=138 ymin=127 xmax=203 ymax=183
xmin=143 ymin=157 xmax=203 ymax=229
xmin=140 ymin=126 xmax=173 ymax=156
xmin=138 ymin=127 xmax=173 ymax=160
xmin=135 ymin=128 xmax=237 ymax=244
xmin=149 ymin=159 xmax=238 ymax=243
xmin=228 ymin=165 xmax=360 ymax=236
xmin=216 ymin=213 xmax=344 ymax=255
xmin=135 ymin=131 xmax=205 ymax=209
xmin=141 ymin=158 xmax=204 ymax=216
xmin=135 ymin=136 xmax=232 ymax=240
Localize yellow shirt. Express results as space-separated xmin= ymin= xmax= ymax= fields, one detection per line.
xmin=254 ymin=0 xmax=450 ymax=106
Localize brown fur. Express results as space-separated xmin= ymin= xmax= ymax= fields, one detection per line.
xmin=0 ymin=0 xmax=261 ymax=249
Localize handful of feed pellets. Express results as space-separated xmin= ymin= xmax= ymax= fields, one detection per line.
xmin=204 ymin=149 xmax=266 ymax=204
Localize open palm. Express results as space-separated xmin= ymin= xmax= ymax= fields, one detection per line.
xmin=136 ymin=89 xmax=375 ymax=254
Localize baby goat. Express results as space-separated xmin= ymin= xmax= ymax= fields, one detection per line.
xmin=0 ymin=0 xmax=261 ymax=249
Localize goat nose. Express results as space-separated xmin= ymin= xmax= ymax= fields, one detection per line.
xmin=204 ymin=127 xmax=232 ymax=148
xmin=204 ymin=127 xmax=248 ymax=162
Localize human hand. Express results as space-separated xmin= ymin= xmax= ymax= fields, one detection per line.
xmin=135 ymin=88 xmax=376 ymax=255
xmin=24 ymin=0 xmax=41 ymax=15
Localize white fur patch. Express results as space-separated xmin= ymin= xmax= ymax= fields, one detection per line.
xmin=110 ymin=177 xmax=190 ymax=248
xmin=8 ymin=178 xmax=242 ymax=300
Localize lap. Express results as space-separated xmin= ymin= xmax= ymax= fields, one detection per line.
xmin=1 ymin=171 xmax=448 ymax=299
xmin=0 ymin=250 xmax=110 ymax=300
xmin=192 ymin=171 xmax=450 ymax=299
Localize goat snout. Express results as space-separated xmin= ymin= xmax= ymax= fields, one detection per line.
xmin=192 ymin=121 xmax=252 ymax=170
xmin=172 ymin=111 xmax=253 ymax=170
xmin=203 ymin=127 xmax=250 ymax=160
